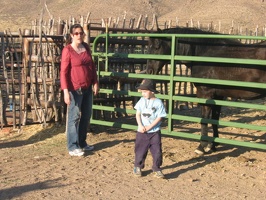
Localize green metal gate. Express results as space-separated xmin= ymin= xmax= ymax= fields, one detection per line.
xmin=91 ymin=32 xmax=266 ymax=151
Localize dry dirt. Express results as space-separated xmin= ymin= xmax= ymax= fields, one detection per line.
xmin=0 ymin=106 xmax=266 ymax=200
xmin=1 ymin=1 xmax=266 ymax=200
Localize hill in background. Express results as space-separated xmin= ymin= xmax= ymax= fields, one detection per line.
xmin=0 ymin=0 xmax=265 ymax=33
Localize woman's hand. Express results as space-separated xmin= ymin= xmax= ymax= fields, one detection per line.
xmin=64 ymin=89 xmax=71 ymax=105
xmin=93 ymin=83 xmax=99 ymax=95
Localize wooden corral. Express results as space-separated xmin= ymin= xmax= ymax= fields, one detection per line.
xmin=0 ymin=17 xmax=159 ymax=128
xmin=22 ymin=36 xmax=64 ymax=126
xmin=0 ymin=32 xmax=64 ymax=128
xmin=1 ymin=15 xmax=265 ymax=129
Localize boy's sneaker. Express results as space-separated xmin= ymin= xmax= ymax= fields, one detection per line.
xmin=83 ymin=145 xmax=94 ymax=151
xmin=154 ymin=171 xmax=165 ymax=179
xmin=133 ymin=167 xmax=142 ymax=177
xmin=69 ymin=148 xmax=84 ymax=156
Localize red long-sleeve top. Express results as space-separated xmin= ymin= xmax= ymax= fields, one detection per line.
xmin=60 ymin=43 xmax=98 ymax=91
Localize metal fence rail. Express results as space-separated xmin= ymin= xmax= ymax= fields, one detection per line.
xmin=92 ymin=32 xmax=266 ymax=150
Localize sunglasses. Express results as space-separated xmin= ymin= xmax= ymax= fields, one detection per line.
xmin=73 ymin=32 xmax=84 ymax=36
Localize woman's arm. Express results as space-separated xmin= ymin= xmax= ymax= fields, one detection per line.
xmin=60 ymin=47 xmax=71 ymax=105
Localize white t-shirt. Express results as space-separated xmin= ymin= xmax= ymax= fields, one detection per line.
xmin=134 ymin=97 xmax=167 ymax=133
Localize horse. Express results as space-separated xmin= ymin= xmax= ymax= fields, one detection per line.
xmin=146 ymin=26 xmax=266 ymax=155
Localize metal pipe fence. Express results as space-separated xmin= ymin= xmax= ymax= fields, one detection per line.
xmin=92 ymin=32 xmax=266 ymax=150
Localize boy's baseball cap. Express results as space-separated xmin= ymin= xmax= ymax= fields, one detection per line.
xmin=136 ymin=79 xmax=159 ymax=93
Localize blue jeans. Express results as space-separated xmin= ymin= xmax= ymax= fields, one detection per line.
xmin=66 ymin=86 xmax=93 ymax=151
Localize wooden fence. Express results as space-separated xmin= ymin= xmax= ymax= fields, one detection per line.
xmin=1 ymin=15 xmax=265 ymax=129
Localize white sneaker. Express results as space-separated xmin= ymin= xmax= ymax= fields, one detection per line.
xmin=69 ymin=148 xmax=84 ymax=156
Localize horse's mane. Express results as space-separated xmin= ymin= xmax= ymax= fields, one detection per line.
xmin=159 ymin=26 xmax=217 ymax=35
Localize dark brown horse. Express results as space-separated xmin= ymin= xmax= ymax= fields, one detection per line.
xmin=146 ymin=27 xmax=266 ymax=155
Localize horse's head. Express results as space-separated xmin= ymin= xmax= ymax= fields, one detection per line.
xmin=146 ymin=34 xmax=171 ymax=75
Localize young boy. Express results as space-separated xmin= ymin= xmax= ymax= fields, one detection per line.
xmin=133 ymin=79 xmax=167 ymax=178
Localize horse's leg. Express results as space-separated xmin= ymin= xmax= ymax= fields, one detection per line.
xmin=209 ymin=104 xmax=222 ymax=152
xmin=194 ymin=104 xmax=212 ymax=155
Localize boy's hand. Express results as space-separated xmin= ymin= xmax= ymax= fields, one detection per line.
xmin=138 ymin=126 xmax=146 ymax=133
xmin=144 ymin=125 xmax=151 ymax=132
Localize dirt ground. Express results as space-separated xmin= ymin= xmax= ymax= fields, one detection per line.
xmin=0 ymin=105 xmax=266 ymax=200
xmin=0 ymin=1 xmax=266 ymax=199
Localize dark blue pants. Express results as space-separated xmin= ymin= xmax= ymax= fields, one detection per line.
xmin=134 ymin=130 xmax=163 ymax=172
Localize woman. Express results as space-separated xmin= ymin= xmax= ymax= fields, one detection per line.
xmin=60 ymin=24 xmax=99 ymax=156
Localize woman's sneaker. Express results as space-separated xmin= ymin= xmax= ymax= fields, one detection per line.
xmin=154 ymin=171 xmax=165 ymax=179
xmin=133 ymin=167 xmax=142 ymax=177
xmin=69 ymin=149 xmax=84 ymax=156
xmin=83 ymin=145 xmax=94 ymax=151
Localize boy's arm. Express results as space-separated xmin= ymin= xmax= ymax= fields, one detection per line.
xmin=144 ymin=117 xmax=162 ymax=132
xmin=136 ymin=110 xmax=146 ymax=133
